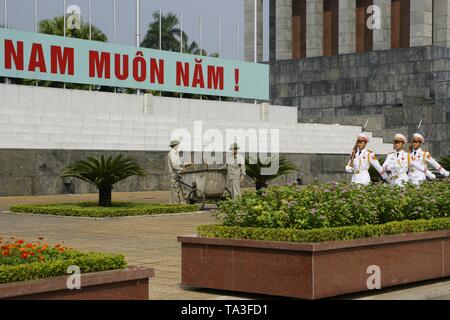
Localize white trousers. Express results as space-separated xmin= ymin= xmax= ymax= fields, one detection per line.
xmin=351 ymin=170 xmax=371 ymax=185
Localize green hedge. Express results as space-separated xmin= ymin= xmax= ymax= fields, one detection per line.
xmin=216 ymin=181 xmax=450 ymax=230
xmin=0 ymin=251 xmax=127 ymax=284
xmin=198 ymin=217 xmax=450 ymax=243
xmin=10 ymin=202 xmax=199 ymax=217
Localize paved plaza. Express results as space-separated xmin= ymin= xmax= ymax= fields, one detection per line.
xmin=1 ymin=191 xmax=450 ymax=300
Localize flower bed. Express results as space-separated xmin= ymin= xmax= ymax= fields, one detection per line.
xmin=179 ymin=181 xmax=450 ymax=299
xmin=0 ymin=237 xmax=126 ymax=283
xmin=0 ymin=237 xmax=154 ymax=300
xmin=9 ymin=202 xmax=199 ymax=218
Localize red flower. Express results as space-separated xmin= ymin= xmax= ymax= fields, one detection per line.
xmin=16 ymin=239 xmax=24 ymax=245
xmin=26 ymin=243 xmax=33 ymax=248
xmin=20 ymin=253 xmax=28 ymax=259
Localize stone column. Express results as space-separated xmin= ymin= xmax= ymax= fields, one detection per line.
xmin=244 ymin=0 xmax=263 ymax=62
xmin=306 ymin=0 xmax=323 ymax=57
xmin=434 ymin=0 xmax=450 ymax=47
xmin=275 ymin=0 xmax=292 ymax=60
xmin=373 ymin=0 xmax=391 ymax=50
xmin=339 ymin=0 xmax=356 ymax=54
xmin=410 ymin=0 xmax=433 ymax=47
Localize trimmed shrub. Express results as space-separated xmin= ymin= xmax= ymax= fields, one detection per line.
xmin=198 ymin=217 xmax=450 ymax=243
xmin=10 ymin=202 xmax=199 ymax=217
xmin=215 ymin=181 xmax=450 ymax=230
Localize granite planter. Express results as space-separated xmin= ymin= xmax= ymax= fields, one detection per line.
xmin=178 ymin=230 xmax=450 ymax=299
xmin=0 ymin=266 xmax=155 ymax=300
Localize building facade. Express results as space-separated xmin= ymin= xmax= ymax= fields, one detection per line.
xmin=246 ymin=0 xmax=450 ymax=157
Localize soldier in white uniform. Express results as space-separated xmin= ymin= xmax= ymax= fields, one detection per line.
xmin=222 ymin=143 xmax=246 ymax=199
xmin=382 ymin=134 xmax=435 ymax=187
xmin=167 ymin=140 xmax=188 ymax=204
xmin=345 ymin=133 xmax=388 ymax=185
xmin=408 ymin=133 xmax=449 ymax=185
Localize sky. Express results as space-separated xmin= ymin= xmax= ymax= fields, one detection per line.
xmin=0 ymin=0 xmax=270 ymax=61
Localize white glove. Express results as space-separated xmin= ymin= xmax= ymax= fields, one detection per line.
xmin=443 ymin=170 xmax=449 ymax=178
xmin=429 ymin=173 xmax=436 ymax=181
xmin=345 ymin=166 xmax=354 ymax=174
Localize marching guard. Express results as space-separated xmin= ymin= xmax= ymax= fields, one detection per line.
xmin=382 ymin=134 xmax=435 ymax=187
xmin=408 ymin=133 xmax=449 ymax=185
xmin=345 ymin=133 xmax=388 ymax=185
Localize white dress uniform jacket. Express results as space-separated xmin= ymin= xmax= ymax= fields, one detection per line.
xmin=409 ymin=148 xmax=449 ymax=185
xmin=383 ymin=150 xmax=433 ymax=187
xmin=345 ymin=148 xmax=387 ymax=185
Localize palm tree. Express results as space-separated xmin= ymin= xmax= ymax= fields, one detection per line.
xmin=62 ymin=155 xmax=146 ymax=207
xmin=245 ymin=156 xmax=298 ymax=190
xmin=141 ymin=12 xmax=184 ymax=51
xmin=39 ymin=16 xmax=107 ymax=41
xmin=20 ymin=16 xmax=108 ymax=90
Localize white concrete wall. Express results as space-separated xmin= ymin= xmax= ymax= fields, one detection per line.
xmin=0 ymin=84 xmax=393 ymax=154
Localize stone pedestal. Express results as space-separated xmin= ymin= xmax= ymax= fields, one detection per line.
xmin=410 ymin=0 xmax=433 ymax=47
xmin=306 ymin=0 xmax=323 ymax=57
xmin=276 ymin=0 xmax=293 ymax=60
xmin=339 ymin=0 xmax=356 ymax=54
xmin=434 ymin=0 xmax=450 ymax=47
xmin=373 ymin=0 xmax=391 ymax=50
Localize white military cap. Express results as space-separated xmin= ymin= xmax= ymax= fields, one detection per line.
xmin=394 ymin=133 xmax=407 ymax=143
xmin=413 ymin=133 xmax=425 ymax=143
xmin=357 ymin=133 xmax=369 ymax=142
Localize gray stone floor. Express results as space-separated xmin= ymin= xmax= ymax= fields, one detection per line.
xmin=1 ymin=191 xmax=450 ymax=300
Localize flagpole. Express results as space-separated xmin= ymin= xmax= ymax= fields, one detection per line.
xmin=254 ymin=0 xmax=257 ymax=63
xmin=63 ymin=0 xmax=66 ymax=37
xmin=180 ymin=10 xmax=183 ymax=100
xmin=34 ymin=0 xmax=38 ymax=32
xmin=35 ymin=0 xmax=39 ymax=87
xmin=4 ymin=0 xmax=7 ymax=28
xmin=113 ymin=0 xmax=117 ymax=93
xmin=218 ymin=16 xmax=221 ymax=101
xmin=180 ymin=11 xmax=183 ymax=53
xmin=218 ymin=16 xmax=221 ymax=58
xmin=236 ymin=20 xmax=240 ymax=60
xmin=136 ymin=0 xmax=140 ymax=47
xmin=199 ymin=16 xmax=203 ymax=100
xmin=136 ymin=0 xmax=140 ymax=95
xmin=199 ymin=17 xmax=203 ymax=56
xmin=4 ymin=0 xmax=8 ymax=84
xmin=159 ymin=5 xmax=162 ymax=50
xmin=113 ymin=0 xmax=116 ymax=43
xmin=63 ymin=0 xmax=66 ymax=89
xmin=253 ymin=0 xmax=257 ymax=104
xmin=88 ymin=0 xmax=92 ymax=40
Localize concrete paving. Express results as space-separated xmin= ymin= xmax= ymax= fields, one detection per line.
xmin=1 ymin=191 xmax=450 ymax=300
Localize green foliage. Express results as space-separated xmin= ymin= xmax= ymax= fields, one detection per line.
xmin=245 ymin=156 xmax=298 ymax=190
xmin=62 ymin=155 xmax=146 ymax=206
xmin=216 ymin=181 xmax=450 ymax=230
xmin=39 ymin=16 xmax=108 ymax=41
xmin=0 ymin=250 xmax=126 ymax=284
xmin=20 ymin=16 xmax=108 ymax=90
xmin=197 ymin=217 xmax=450 ymax=243
xmin=10 ymin=202 xmax=199 ymax=218
xmin=439 ymin=155 xmax=450 ymax=171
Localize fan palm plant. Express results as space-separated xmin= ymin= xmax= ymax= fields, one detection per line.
xmin=62 ymin=155 xmax=146 ymax=207
xmin=245 ymin=156 xmax=298 ymax=190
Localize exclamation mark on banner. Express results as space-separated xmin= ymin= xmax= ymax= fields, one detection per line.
xmin=234 ymin=68 xmax=240 ymax=91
